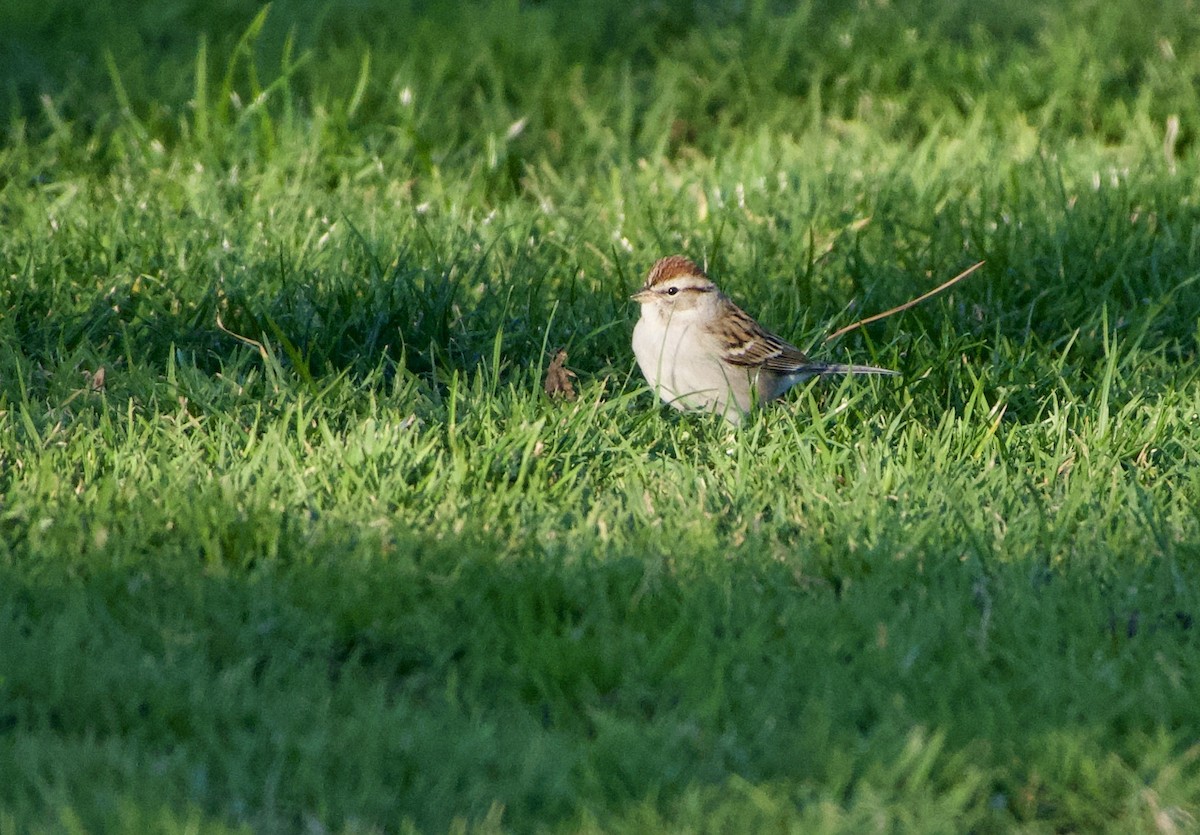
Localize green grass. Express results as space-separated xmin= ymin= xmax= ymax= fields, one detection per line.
xmin=2 ymin=0 xmax=1200 ymax=831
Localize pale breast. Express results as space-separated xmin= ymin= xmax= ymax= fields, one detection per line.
xmin=632 ymin=313 xmax=686 ymax=396
xmin=633 ymin=312 xmax=749 ymax=419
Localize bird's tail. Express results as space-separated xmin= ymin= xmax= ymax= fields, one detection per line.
xmin=813 ymin=363 xmax=898 ymax=377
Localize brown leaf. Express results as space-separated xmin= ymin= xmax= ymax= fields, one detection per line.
xmin=543 ymin=349 xmax=577 ymax=401
xmin=89 ymin=366 xmax=106 ymax=392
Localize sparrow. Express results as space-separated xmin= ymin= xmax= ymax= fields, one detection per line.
xmin=631 ymin=255 xmax=896 ymax=424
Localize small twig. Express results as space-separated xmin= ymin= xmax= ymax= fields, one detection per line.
xmin=825 ymin=260 xmax=986 ymax=342
xmin=215 ymin=312 xmax=269 ymax=360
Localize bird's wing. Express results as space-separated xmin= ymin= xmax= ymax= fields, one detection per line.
xmin=712 ymin=301 xmax=811 ymax=373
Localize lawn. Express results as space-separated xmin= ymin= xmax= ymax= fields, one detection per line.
xmin=2 ymin=0 xmax=1200 ymax=831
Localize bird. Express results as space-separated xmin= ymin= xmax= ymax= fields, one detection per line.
xmin=631 ymin=255 xmax=896 ymax=424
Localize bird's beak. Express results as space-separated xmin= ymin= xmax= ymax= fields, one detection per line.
xmin=630 ymin=288 xmax=654 ymax=303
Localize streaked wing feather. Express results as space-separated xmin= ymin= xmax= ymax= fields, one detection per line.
xmin=713 ymin=302 xmax=812 ymax=372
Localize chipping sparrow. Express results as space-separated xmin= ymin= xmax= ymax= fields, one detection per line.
xmin=632 ymin=255 xmax=896 ymax=424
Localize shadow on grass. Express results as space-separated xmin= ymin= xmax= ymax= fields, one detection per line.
xmin=2 ymin=498 xmax=1198 ymax=830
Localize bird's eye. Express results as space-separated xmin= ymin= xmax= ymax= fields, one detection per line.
xmin=666 ymin=287 xmax=679 ymax=296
